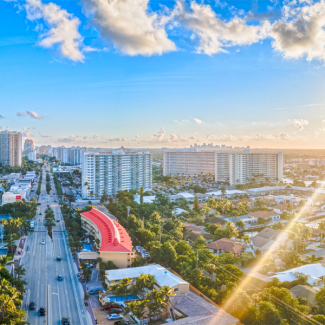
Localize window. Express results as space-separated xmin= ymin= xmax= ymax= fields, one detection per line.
xmin=174 ymin=288 xmax=179 ymax=292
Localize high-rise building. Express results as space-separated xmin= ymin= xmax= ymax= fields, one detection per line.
xmin=53 ymin=146 xmax=86 ymax=165
xmin=0 ymin=131 xmax=22 ymax=167
xmin=81 ymin=149 xmax=152 ymax=199
xmin=215 ymin=151 xmax=283 ymax=185
xmin=28 ymin=151 xmax=37 ymax=161
xmin=24 ymin=139 xmax=34 ymax=151
xmin=162 ymin=149 xmax=215 ymax=176
xmin=162 ymin=149 xmax=283 ymax=185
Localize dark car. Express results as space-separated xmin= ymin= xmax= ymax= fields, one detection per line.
xmin=62 ymin=317 xmax=70 ymax=325
xmin=56 ymin=219 xmax=60 ymax=222
xmin=108 ymin=308 xmax=123 ymax=315
xmin=39 ymin=307 xmax=46 ymax=316
xmin=57 ymin=256 xmax=61 ymax=261
xmin=29 ymin=301 xmax=36 ymax=310
xmin=101 ymin=303 xmax=121 ymax=311
xmin=114 ymin=321 xmax=131 ymax=325
xmin=58 ymin=275 xmax=63 ymax=281
xmin=89 ymin=288 xmax=102 ymax=295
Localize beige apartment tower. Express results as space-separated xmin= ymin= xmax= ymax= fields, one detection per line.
xmin=0 ymin=131 xmax=22 ymax=167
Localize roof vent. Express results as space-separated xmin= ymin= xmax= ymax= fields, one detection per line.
xmin=113 ymin=238 xmax=119 ymax=246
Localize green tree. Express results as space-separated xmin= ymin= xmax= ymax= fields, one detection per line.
xmin=235 ymin=220 xmax=245 ymax=231
xmin=193 ymin=196 xmax=201 ymax=213
xmin=192 ymin=235 xmax=207 ymax=250
xmin=139 ymin=186 xmax=144 ymax=204
xmin=314 ymin=315 xmax=325 ymax=324
xmin=256 ymin=301 xmax=281 ymax=325
xmin=319 ymin=221 xmax=325 ymax=243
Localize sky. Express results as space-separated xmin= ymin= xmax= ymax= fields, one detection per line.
xmin=1 ymin=0 xmax=325 ymax=149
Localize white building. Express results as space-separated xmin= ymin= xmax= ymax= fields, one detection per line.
xmin=28 ymin=151 xmax=37 ymax=161
xmin=0 ymin=131 xmax=22 ymax=167
xmin=215 ymin=151 xmax=283 ymax=185
xmin=162 ymin=149 xmax=215 ymax=177
xmin=81 ymin=149 xmax=152 ymax=199
xmin=53 ymin=146 xmax=86 ymax=165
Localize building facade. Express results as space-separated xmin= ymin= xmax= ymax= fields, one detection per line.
xmin=80 ymin=208 xmax=133 ymax=268
xmin=52 ymin=146 xmax=86 ymax=165
xmin=215 ymin=151 xmax=283 ymax=185
xmin=0 ymin=131 xmax=22 ymax=167
xmin=162 ymin=150 xmax=215 ymax=177
xmin=81 ymin=149 xmax=152 ymax=199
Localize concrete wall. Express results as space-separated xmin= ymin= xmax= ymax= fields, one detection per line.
xmin=100 ymin=251 xmax=129 ymax=269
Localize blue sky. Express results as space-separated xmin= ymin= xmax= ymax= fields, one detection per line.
xmin=1 ymin=0 xmax=325 ymax=148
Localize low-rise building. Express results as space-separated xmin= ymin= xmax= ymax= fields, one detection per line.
xmin=249 ymin=210 xmax=280 ymax=222
xmin=80 ymin=208 xmax=133 ymax=268
xmin=251 ymin=228 xmax=292 ymax=254
xmin=270 ymin=264 xmax=325 ymax=286
xmin=290 ymin=285 xmax=318 ymax=307
xmin=207 ymin=238 xmax=246 ymax=256
xmin=105 ymin=264 xmax=189 ymax=294
xmin=225 ymin=215 xmax=258 ymax=226
xmin=233 ymin=198 xmax=254 ymax=207
xmin=2 ymin=192 xmax=24 ymax=204
xmin=171 ymin=291 xmax=239 ymax=325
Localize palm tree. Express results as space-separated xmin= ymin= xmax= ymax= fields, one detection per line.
xmin=136 ymin=274 xmax=156 ymax=298
xmin=319 ymin=221 xmax=325 ymax=244
xmin=243 ymin=234 xmax=250 ymax=244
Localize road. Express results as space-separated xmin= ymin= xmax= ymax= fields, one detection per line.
xmin=22 ymin=164 xmax=90 ymax=325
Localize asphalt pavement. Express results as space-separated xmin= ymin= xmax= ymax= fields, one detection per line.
xmin=21 ymin=165 xmax=91 ymax=325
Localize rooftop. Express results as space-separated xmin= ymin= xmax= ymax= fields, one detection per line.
xmin=207 ymin=238 xmax=246 ymax=254
xmin=80 ymin=208 xmax=131 ymax=253
xmin=171 ymin=291 xmax=239 ymax=325
xmin=249 ymin=210 xmax=277 ymax=219
xmin=105 ymin=264 xmax=189 ymax=289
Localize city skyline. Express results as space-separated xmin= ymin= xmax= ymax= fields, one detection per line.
xmin=1 ymin=0 xmax=325 ymax=148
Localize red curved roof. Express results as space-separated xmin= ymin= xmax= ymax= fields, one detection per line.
xmin=81 ymin=208 xmax=132 ymax=253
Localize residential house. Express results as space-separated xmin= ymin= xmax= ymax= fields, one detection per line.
xmin=270 ymin=264 xmax=325 ymax=286
xmin=225 ymin=215 xmax=258 ymax=227
xmin=273 ymin=203 xmax=298 ymax=215
xmin=206 ymin=216 xmax=227 ymax=227
xmin=207 ymin=238 xmax=246 ymax=256
xmin=233 ymin=198 xmax=254 ymax=207
xmin=289 ymin=285 xmax=319 ymax=307
xmin=311 ymin=228 xmax=325 ymax=242
xmin=171 ymin=291 xmax=239 ymax=325
xmin=273 ymin=194 xmax=312 ymax=206
xmin=249 ymin=210 xmax=280 ymax=222
xmin=251 ymin=228 xmax=292 ymax=254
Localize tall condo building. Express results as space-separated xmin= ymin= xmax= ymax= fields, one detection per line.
xmin=163 ymin=149 xmax=215 ymax=176
xmin=0 ymin=131 xmax=22 ymax=167
xmin=52 ymin=146 xmax=86 ymax=165
xmin=162 ymin=149 xmax=283 ymax=185
xmin=81 ymin=149 xmax=152 ymax=199
xmin=215 ymin=151 xmax=283 ymax=185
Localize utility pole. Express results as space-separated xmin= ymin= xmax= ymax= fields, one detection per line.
xmin=127 ymin=206 xmax=130 ymax=217
xmin=159 ymin=223 xmax=162 ymax=243
xmin=196 ymin=249 xmax=198 ymax=269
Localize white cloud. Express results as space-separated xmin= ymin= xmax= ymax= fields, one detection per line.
xmin=315 ymin=127 xmax=325 ymax=135
xmin=207 ymin=132 xmax=306 ymax=141
xmin=174 ymin=0 xmax=270 ymax=55
xmin=293 ymin=119 xmax=309 ymax=130
xmin=173 ymin=119 xmax=189 ymax=124
xmin=26 ymin=110 xmax=44 ymax=119
xmin=153 ymin=127 xmax=166 ymax=140
xmin=58 ymin=134 xmax=82 ymax=143
xmin=81 ymin=0 xmax=176 ymax=56
xmin=17 ymin=111 xmax=26 ymax=116
xmin=39 ymin=132 xmax=51 ymax=137
xmin=271 ymin=0 xmax=325 ymax=62
xmin=194 ymin=118 xmax=203 ymax=124
xmin=26 ymin=0 xmax=85 ymax=62
xmin=22 ymin=127 xmax=34 ymax=137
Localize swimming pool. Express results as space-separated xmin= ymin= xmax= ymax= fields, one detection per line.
xmin=109 ymin=294 xmax=140 ymax=302
xmin=82 ymin=244 xmax=93 ymax=252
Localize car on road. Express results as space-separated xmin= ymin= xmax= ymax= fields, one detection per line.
xmin=29 ymin=301 xmax=36 ymax=310
xmin=38 ymin=307 xmax=46 ymax=316
xmin=108 ymin=308 xmax=123 ymax=315
xmin=57 ymin=256 xmax=61 ymax=261
xmin=56 ymin=219 xmax=60 ymax=222
xmin=89 ymin=288 xmax=102 ymax=295
xmin=107 ymin=314 xmax=123 ymax=320
xmin=41 ymin=240 xmax=45 ymax=245
xmin=62 ymin=318 xmax=70 ymax=325
xmin=58 ymin=275 xmax=63 ymax=281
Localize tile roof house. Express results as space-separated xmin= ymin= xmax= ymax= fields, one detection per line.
xmin=206 ymin=216 xmax=227 ymax=227
xmin=270 ymin=264 xmax=325 ymax=286
xmin=207 ymin=238 xmax=246 ymax=256
xmin=249 ymin=210 xmax=280 ymax=221
xmin=171 ymin=291 xmax=239 ymax=325
xmin=289 ymin=285 xmax=319 ymax=306
xmin=250 ymin=228 xmax=292 ymax=254
xmin=233 ymin=198 xmax=254 ymax=207
xmin=273 ymin=203 xmax=298 ymax=215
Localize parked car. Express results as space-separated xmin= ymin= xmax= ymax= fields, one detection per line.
xmin=101 ymin=303 xmax=121 ymax=311
xmin=108 ymin=314 xmax=124 ymax=320
xmin=38 ymin=307 xmax=46 ymax=316
xmin=89 ymin=288 xmax=102 ymax=295
xmin=108 ymin=308 xmax=123 ymax=315
xmin=62 ymin=317 xmax=70 ymax=325
xmin=58 ymin=275 xmax=63 ymax=281
xmin=29 ymin=301 xmax=36 ymax=310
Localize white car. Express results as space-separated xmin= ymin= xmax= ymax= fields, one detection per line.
xmin=41 ymin=240 xmax=45 ymax=245
xmin=107 ymin=314 xmax=123 ymax=320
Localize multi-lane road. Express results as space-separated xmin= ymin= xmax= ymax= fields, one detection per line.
xmin=22 ymin=165 xmax=90 ymax=325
